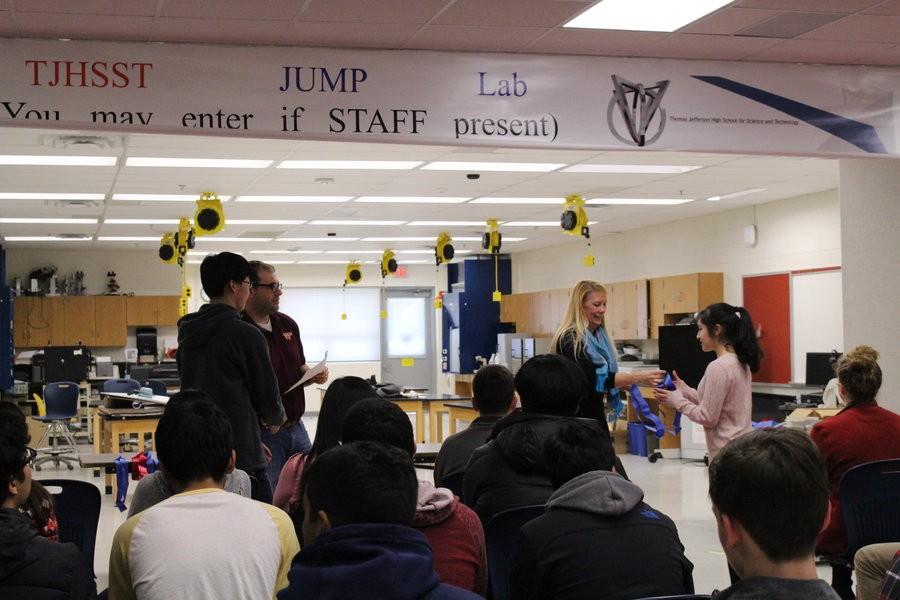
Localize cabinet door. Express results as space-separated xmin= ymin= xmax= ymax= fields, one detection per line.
xmin=663 ymin=274 xmax=699 ymax=314
xmin=63 ymin=297 xmax=96 ymax=346
xmin=617 ymin=281 xmax=638 ymax=339
xmin=93 ymin=296 xmax=127 ymax=346
xmin=548 ymin=288 xmax=570 ymax=335
xmin=44 ymin=297 xmax=67 ymax=346
xmin=633 ymin=280 xmax=649 ymax=340
xmin=13 ymin=297 xmax=36 ymax=348
xmin=156 ymin=296 xmax=181 ymax=325
xmin=648 ymin=278 xmax=665 ymax=339
xmin=126 ymin=296 xmax=159 ymax=326
xmin=603 ymin=282 xmax=622 ymax=339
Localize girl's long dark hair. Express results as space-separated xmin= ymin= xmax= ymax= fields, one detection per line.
xmin=697 ymin=302 xmax=763 ymax=373
xmin=307 ymin=376 xmax=378 ymax=461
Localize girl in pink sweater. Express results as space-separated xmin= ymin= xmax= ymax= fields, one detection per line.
xmin=655 ymin=303 xmax=762 ymax=459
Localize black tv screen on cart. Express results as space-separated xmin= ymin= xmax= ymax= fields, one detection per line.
xmin=658 ymin=325 xmax=715 ymax=389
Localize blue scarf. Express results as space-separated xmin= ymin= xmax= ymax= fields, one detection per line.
xmin=584 ymin=326 xmax=622 ymax=421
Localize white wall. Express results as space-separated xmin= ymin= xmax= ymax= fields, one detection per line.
xmin=511 ymin=189 xmax=842 ymax=306
xmin=840 ymin=158 xmax=900 ymax=413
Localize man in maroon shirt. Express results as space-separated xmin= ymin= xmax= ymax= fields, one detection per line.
xmin=244 ymin=261 xmax=328 ymax=490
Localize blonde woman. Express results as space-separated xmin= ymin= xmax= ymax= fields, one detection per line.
xmin=552 ymin=280 xmax=663 ymax=431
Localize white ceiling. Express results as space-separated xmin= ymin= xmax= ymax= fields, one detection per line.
xmin=0 ymin=126 xmax=838 ymax=260
xmin=1 ymin=0 xmax=898 ymax=66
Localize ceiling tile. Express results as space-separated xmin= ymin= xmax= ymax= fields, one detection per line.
xmin=433 ymin=0 xmax=590 ymax=28
xmin=158 ymin=0 xmax=302 ymax=20
xmin=746 ymin=38 xmax=893 ymax=64
xmin=682 ymin=8 xmax=781 ymax=35
xmin=12 ymin=12 xmax=155 ymax=41
xmin=863 ymin=0 xmax=900 ymax=15
xmin=851 ymin=42 xmax=900 ymax=65
xmin=14 ymin=0 xmax=157 ymax=16
xmin=151 ymin=18 xmax=291 ymax=45
xmin=735 ymin=0 xmax=882 ymax=12
xmin=522 ymin=28 xmax=668 ymax=56
xmin=281 ymin=21 xmax=417 ymax=48
xmin=0 ymin=10 xmax=13 ymax=35
xmin=799 ymin=14 xmax=900 ymax=42
xmin=404 ymin=25 xmax=547 ymax=52
xmin=645 ymin=33 xmax=781 ymax=61
xmin=298 ymin=0 xmax=450 ymax=24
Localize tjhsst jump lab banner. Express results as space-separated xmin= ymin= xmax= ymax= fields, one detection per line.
xmin=1 ymin=38 xmax=898 ymax=158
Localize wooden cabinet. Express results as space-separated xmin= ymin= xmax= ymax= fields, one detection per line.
xmin=127 ymin=295 xmax=181 ymax=326
xmin=13 ymin=296 xmax=65 ymax=348
xmin=605 ymin=279 xmax=648 ymax=340
xmin=648 ymin=272 xmax=724 ymax=338
xmin=63 ymin=297 xmax=95 ymax=346
xmin=94 ymin=296 xmax=127 ymax=346
xmin=500 ymin=288 xmax=569 ymax=334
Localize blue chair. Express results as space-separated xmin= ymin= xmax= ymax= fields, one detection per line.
xmin=33 ymin=381 xmax=80 ymax=470
xmin=142 ymin=379 xmax=168 ymax=397
xmin=101 ymin=378 xmax=141 ymax=393
xmin=485 ymin=504 xmax=545 ymax=600
xmin=39 ymin=479 xmax=101 ymax=574
xmin=840 ymin=458 xmax=900 ymax=559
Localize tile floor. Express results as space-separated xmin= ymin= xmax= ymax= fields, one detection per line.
xmin=33 ymin=415 xmax=837 ymax=595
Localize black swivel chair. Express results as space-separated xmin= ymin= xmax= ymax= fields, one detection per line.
xmin=39 ymin=479 xmax=102 ymax=574
xmin=484 ymin=504 xmax=545 ymax=600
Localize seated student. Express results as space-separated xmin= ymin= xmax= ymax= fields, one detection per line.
xmin=463 ymin=354 xmax=587 ymax=523
xmin=510 ymin=420 xmax=694 ymax=600
xmin=0 ymin=403 xmax=97 ymax=600
xmin=434 ymin=364 xmax=515 ymax=489
xmin=709 ymin=428 xmax=839 ymax=600
xmin=809 ymin=346 xmax=900 ymax=599
xmin=342 ymin=398 xmax=487 ymax=596
xmin=278 ymin=441 xmax=481 ymax=600
xmin=109 ymin=391 xmax=299 ymax=600
xmin=856 ymin=544 xmax=900 ymax=600
xmin=128 ymin=464 xmax=251 ymax=517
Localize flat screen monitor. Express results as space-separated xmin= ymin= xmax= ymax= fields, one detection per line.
xmin=43 ymin=346 xmax=91 ymax=383
xmin=806 ymin=352 xmax=841 ymax=387
xmin=658 ymin=325 xmax=715 ymax=389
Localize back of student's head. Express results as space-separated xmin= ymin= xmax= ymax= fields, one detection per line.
xmin=836 ymin=345 xmax=882 ymax=406
xmin=514 ymin=354 xmax=584 ymax=416
xmin=697 ymin=303 xmax=763 ymax=373
xmin=309 ymin=376 xmax=378 ymax=458
xmin=543 ymin=420 xmax=616 ymax=489
xmin=200 ymin=251 xmax=252 ymax=298
xmin=303 ymin=441 xmax=417 ymax=528
xmin=341 ymin=398 xmax=414 ymax=456
xmin=709 ymin=428 xmax=828 ymax=562
xmin=156 ymin=390 xmax=234 ymax=486
xmin=473 ymin=364 xmax=515 ymax=415
xmin=0 ymin=402 xmax=30 ymax=503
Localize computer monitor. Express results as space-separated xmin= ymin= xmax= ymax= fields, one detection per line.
xmin=805 ymin=352 xmax=841 ymax=387
xmin=659 ymin=325 xmax=716 ymax=389
xmin=43 ymin=346 xmax=91 ymax=383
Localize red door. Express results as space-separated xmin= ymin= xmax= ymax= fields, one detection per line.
xmin=743 ymin=274 xmax=791 ymax=383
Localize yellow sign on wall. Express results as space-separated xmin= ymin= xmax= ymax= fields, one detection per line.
xmin=401 ymin=358 xmax=415 ymax=367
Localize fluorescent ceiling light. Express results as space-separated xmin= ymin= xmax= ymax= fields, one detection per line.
xmin=126 ymin=157 xmax=272 ymax=168
xmin=112 ymin=194 xmax=233 ymax=202
xmin=97 ymin=236 xmax=160 ymax=241
xmin=0 ymin=155 xmax=117 ymax=166
xmin=0 ymin=218 xmax=97 ymax=224
xmin=277 ymin=237 xmax=359 ymax=242
xmin=363 ymin=237 xmax=442 ymax=242
xmin=470 ymin=197 xmax=563 ymax=205
xmin=265 ymin=261 xmax=296 ymax=264
xmin=422 ymin=162 xmax=565 ymax=172
xmin=396 ymin=250 xmax=437 ymax=254
xmin=706 ymin=188 xmax=766 ymax=202
xmin=187 ymin=260 xmax=204 ymax=264
xmin=250 ymin=250 xmax=292 ymax=254
xmin=187 ymin=251 xmax=209 ymax=256
xmin=564 ymin=0 xmax=732 ymax=32
xmin=235 ymin=196 xmax=351 ymax=203
xmin=326 ymin=250 xmax=386 ymax=255
xmin=504 ymin=221 xmax=597 ymax=227
xmin=400 ymin=260 xmax=433 ymax=264
xmin=562 ymin=164 xmax=702 ymax=174
xmin=4 ymin=236 xmax=93 ymax=241
xmin=104 ymin=218 xmax=179 ymax=225
xmin=407 ymin=221 xmax=488 ymax=227
xmin=354 ymin=196 xmax=470 ymax=204
xmin=452 ymin=236 xmax=528 ymax=242
xmin=0 ymin=192 xmax=106 ymax=200
xmin=310 ymin=220 xmax=406 ymax=226
xmin=194 ymin=237 xmax=273 ymax=242
xmin=586 ymin=198 xmax=694 ymax=205
xmin=277 ymin=160 xmax=422 ymax=170
xmin=296 ymin=260 xmax=377 ymax=264
xmin=292 ymin=250 xmax=325 ymax=254
xmin=228 ymin=219 xmax=307 ymax=225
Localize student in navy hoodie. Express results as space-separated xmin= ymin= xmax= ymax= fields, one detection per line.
xmin=278 ymin=441 xmax=481 ymax=600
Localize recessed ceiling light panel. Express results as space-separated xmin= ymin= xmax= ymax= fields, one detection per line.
xmin=565 ymin=0 xmax=733 ymax=32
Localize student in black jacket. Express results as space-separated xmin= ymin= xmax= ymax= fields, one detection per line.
xmin=177 ymin=251 xmax=285 ymax=503
xmin=510 ymin=420 xmax=694 ymax=600
xmin=0 ymin=403 xmax=96 ymax=600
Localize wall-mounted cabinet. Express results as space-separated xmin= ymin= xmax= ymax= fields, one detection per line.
xmin=648 ymin=273 xmax=724 ymax=338
xmin=13 ymin=295 xmax=175 ymax=349
xmin=500 ymin=288 xmax=570 ymax=335
xmin=605 ymin=279 xmax=649 ymax=340
xmin=126 ymin=295 xmax=180 ymax=326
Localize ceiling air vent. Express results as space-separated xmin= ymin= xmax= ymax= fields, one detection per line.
xmin=43 ymin=134 xmax=123 ymax=149
xmin=736 ymin=13 xmax=843 ymax=39
xmin=51 ymin=200 xmax=102 ymax=208
xmin=56 ymin=233 xmax=91 ymax=239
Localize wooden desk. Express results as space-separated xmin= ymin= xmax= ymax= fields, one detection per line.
xmin=93 ymin=406 xmax=164 ymax=494
xmin=391 ymin=395 xmax=472 ymax=443
xmin=628 ymin=386 xmax=680 ymax=450
xmin=445 ymin=401 xmax=477 ymax=435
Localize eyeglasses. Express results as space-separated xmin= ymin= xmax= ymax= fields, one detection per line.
xmin=23 ymin=447 xmax=37 ymax=466
xmin=254 ymin=282 xmax=283 ymax=292
xmin=239 ymin=279 xmax=253 ymax=287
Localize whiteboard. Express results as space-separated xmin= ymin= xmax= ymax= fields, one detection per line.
xmin=790 ymin=270 xmax=843 ymax=383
